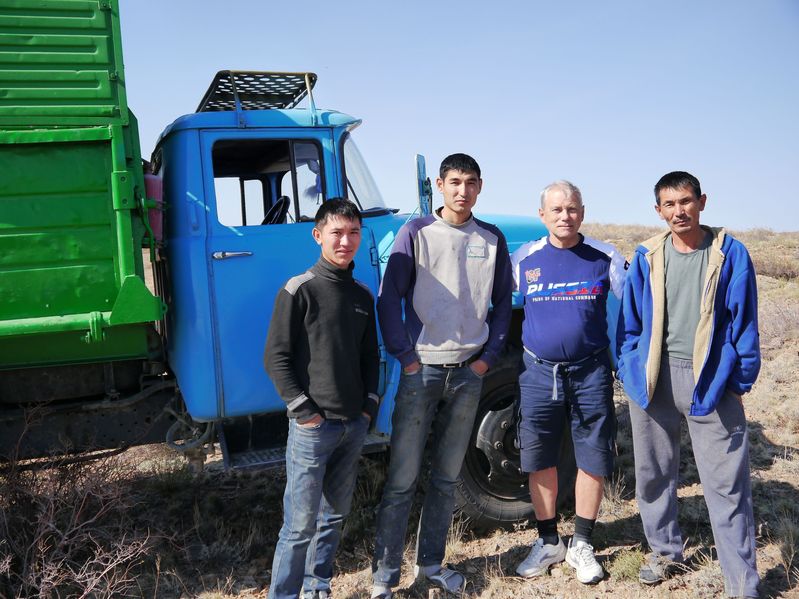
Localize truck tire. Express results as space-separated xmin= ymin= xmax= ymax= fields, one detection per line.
xmin=455 ymin=351 xmax=577 ymax=532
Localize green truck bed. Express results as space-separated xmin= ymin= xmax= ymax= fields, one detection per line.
xmin=0 ymin=0 xmax=162 ymax=368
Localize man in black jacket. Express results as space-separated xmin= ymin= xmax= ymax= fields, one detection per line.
xmin=265 ymin=199 xmax=379 ymax=599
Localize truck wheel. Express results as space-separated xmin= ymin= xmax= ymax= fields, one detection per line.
xmin=455 ymin=352 xmax=577 ymax=532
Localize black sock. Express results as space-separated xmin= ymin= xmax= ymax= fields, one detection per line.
xmin=536 ymin=516 xmax=559 ymax=545
xmin=573 ymin=515 xmax=596 ymax=544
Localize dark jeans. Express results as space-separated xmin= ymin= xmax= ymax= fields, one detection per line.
xmin=268 ymin=416 xmax=369 ymax=599
xmin=372 ymin=364 xmax=484 ymax=587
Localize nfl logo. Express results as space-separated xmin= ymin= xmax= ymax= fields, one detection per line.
xmin=525 ymin=268 xmax=541 ymax=283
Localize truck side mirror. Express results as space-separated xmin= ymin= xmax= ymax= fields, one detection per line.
xmin=416 ymin=154 xmax=432 ymax=217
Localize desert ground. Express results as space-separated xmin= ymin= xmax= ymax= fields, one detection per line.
xmin=2 ymin=225 xmax=797 ymax=598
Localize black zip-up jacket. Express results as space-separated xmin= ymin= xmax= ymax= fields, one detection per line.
xmin=264 ymin=257 xmax=380 ymax=421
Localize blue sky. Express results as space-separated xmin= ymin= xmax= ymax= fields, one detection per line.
xmin=120 ymin=1 xmax=799 ymax=231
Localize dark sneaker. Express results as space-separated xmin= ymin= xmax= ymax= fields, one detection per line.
xmin=414 ymin=564 xmax=466 ymax=595
xmin=639 ymin=554 xmax=681 ymax=585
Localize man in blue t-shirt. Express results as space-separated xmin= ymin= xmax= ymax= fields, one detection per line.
xmin=511 ymin=180 xmax=626 ymax=585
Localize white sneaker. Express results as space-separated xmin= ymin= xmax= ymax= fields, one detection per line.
xmin=515 ymin=537 xmax=567 ymax=577
xmin=565 ymin=538 xmax=604 ymax=584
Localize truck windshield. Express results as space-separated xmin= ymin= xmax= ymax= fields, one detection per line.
xmin=342 ymin=135 xmax=386 ymax=213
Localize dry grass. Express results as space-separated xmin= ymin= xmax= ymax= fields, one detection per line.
xmin=772 ymin=506 xmax=799 ymax=586
xmin=599 ymin=473 xmax=632 ymax=521
xmin=731 ymin=228 xmax=799 ymax=280
xmin=0 ymin=456 xmax=153 ymax=598
xmin=605 ymin=547 xmax=645 ymax=582
xmin=444 ymin=515 xmax=472 ymax=562
xmin=581 ymin=222 xmax=661 ymax=259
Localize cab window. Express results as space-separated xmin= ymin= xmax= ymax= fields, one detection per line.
xmin=212 ymin=139 xmax=325 ymax=226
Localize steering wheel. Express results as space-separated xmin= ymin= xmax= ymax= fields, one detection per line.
xmin=261 ymin=196 xmax=290 ymax=225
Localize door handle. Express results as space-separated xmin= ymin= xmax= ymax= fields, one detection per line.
xmin=212 ymin=251 xmax=253 ymax=260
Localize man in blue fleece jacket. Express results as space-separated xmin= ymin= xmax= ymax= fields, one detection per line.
xmin=617 ymin=171 xmax=760 ymax=598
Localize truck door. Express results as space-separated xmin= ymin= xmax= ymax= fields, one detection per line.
xmin=201 ymin=130 xmax=379 ymax=418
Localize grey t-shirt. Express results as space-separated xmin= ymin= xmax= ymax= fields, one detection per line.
xmin=663 ymin=232 xmax=712 ymax=360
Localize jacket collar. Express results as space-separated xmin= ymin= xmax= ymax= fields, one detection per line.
xmin=639 ymin=225 xmax=726 ymax=257
xmin=312 ymin=257 xmax=355 ymax=281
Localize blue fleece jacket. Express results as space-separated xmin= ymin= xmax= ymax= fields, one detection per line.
xmin=616 ymin=226 xmax=760 ymax=416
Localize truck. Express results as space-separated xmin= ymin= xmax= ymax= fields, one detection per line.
xmin=0 ymin=0 xmax=595 ymax=530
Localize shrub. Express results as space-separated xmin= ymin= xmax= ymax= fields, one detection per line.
xmin=0 ymin=456 xmax=152 ymax=598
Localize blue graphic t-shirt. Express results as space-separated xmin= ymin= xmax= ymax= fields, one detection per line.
xmin=511 ymin=234 xmax=626 ymax=362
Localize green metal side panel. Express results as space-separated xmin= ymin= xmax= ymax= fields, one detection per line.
xmin=0 ymin=130 xmax=162 ymax=366
xmin=0 ymin=0 xmax=163 ymax=369
xmin=0 ymin=326 xmax=149 ymax=369
xmin=0 ymin=0 xmax=129 ymax=126
xmin=0 ymin=140 xmax=118 ymax=320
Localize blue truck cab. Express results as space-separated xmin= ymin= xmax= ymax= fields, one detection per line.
xmin=152 ymin=71 xmax=548 ymax=527
xmin=156 ymin=72 xmax=390 ymax=423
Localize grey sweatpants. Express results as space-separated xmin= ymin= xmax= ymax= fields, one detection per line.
xmin=629 ymin=356 xmax=759 ymax=598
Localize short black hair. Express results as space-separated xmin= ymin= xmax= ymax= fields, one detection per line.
xmin=439 ymin=153 xmax=481 ymax=180
xmin=314 ymin=198 xmax=362 ymax=228
xmin=654 ymin=171 xmax=702 ymax=205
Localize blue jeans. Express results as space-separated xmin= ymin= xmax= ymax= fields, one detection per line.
xmin=372 ymin=364 xmax=484 ymax=587
xmin=268 ymin=416 xmax=369 ymax=599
